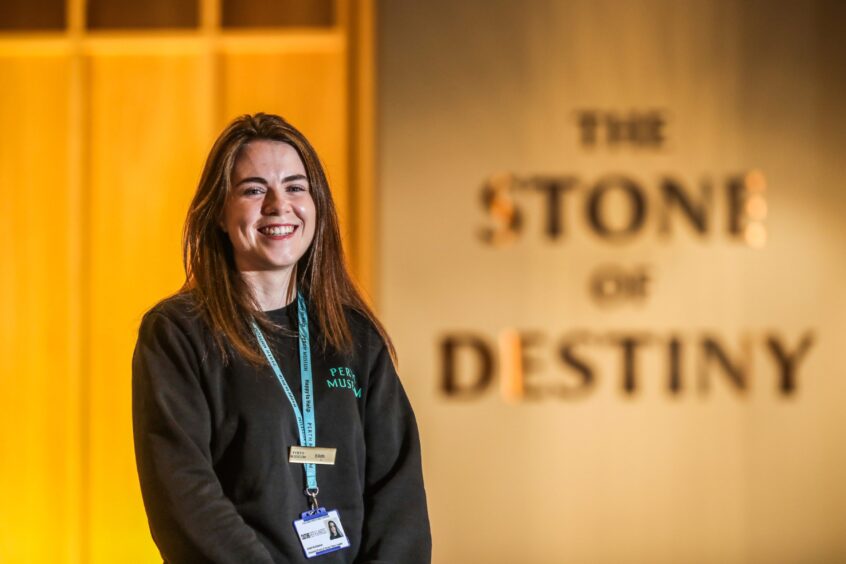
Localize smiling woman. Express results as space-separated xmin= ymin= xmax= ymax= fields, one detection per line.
xmin=131 ymin=113 xmax=431 ymax=563
xmin=180 ymin=114 xmax=385 ymax=366
xmin=221 ymin=140 xmax=317 ymax=307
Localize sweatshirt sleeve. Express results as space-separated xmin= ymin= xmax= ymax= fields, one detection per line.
xmin=132 ymin=311 xmax=274 ymax=564
xmin=358 ymin=343 xmax=432 ymax=564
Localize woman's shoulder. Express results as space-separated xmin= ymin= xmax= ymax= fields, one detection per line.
xmin=146 ymin=291 xmax=197 ymax=318
xmin=140 ymin=291 xmax=205 ymax=335
xmin=338 ymin=304 xmax=396 ymax=363
xmin=342 ymin=305 xmax=383 ymax=342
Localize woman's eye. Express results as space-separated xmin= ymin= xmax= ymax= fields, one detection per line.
xmin=244 ymin=187 xmax=264 ymax=195
xmin=288 ymin=185 xmax=308 ymax=193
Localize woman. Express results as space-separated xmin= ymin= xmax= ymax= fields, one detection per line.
xmin=327 ymin=521 xmax=343 ymax=540
xmin=132 ymin=113 xmax=431 ymax=563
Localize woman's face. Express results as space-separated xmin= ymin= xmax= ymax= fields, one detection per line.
xmin=221 ymin=140 xmax=317 ymax=275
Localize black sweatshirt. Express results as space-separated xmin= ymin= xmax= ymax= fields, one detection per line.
xmin=132 ymin=293 xmax=431 ymax=563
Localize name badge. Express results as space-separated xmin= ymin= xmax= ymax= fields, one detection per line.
xmin=289 ymin=446 xmax=337 ymax=465
xmin=293 ymin=507 xmax=350 ymax=558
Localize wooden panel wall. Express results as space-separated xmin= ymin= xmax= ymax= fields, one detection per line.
xmin=86 ymin=52 xmax=212 ymax=563
xmin=220 ymin=43 xmax=349 ymax=239
xmin=0 ymin=0 xmax=374 ymax=561
xmin=0 ymin=53 xmax=81 ymax=564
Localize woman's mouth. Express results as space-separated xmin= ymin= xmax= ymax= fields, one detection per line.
xmin=258 ymin=224 xmax=297 ymax=238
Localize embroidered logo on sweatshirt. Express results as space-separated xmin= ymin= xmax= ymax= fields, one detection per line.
xmin=326 ymin=366 xmax=362 ymax=398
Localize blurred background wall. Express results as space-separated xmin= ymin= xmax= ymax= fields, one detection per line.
xmin=378 ymin=1 xmax=846 ymax=563
xmin=1 ymin=0 xmax=845 ymax=562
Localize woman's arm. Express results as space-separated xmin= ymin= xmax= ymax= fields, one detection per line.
xmin=132 ymin=311 xmax=274 ymax=564
xmin=358 ymin=344 xmax=432 ymax=564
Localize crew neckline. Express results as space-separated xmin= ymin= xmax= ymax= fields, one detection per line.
xmin=263 ymin=299 xmax=297 ymax=325
xmin=263 ymin=302 xmax=293 ymax=315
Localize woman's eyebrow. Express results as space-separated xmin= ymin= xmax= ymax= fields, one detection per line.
xmin=235 ymin=174 xmax=307 ymax=187
xmin=235 ymin=176 xmax=267 ymax=187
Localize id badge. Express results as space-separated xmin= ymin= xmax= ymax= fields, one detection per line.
xmin=292 ymin=507 xmax=350 ymax=558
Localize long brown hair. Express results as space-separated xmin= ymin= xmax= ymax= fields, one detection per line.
xmin=182 ymin=113 xmax=394 ymax=365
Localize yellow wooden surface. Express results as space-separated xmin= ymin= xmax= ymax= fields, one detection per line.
xmin=85 ymin=53 xmax=212 ymax=563
xmin=0 ymin=55 xmax=81 ymax=564
xmin=348 ymin=0 xmax=377 ymax=301
xmin=0 ymin=6 xmax=371 ymax=563
xmin=219 ymin=46 xmax=349 ymax=245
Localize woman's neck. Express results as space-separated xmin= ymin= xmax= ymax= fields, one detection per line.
xmin=240 ymin=269 xmax=296 ymax=311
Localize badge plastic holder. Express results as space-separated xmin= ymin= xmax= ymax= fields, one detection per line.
xmin=293 ymin=507 xmax=350 ymax=558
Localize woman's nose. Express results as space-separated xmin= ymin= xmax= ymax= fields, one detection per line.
xmin=261 ymin=189 xmax=293 ymax=215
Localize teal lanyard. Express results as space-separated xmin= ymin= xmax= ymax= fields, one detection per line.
xmin=251 ymin=292 xmax=318 ymax=501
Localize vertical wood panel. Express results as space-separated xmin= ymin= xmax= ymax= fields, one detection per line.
xmin=0 ymin=55 xmax=79 ymax=563
xmin=347 ymin=0 xmax=377 ymax=299
xmin=220 ymin=47 xmax=350 ymax=244
xmin=86 ymin=53 xmax=212 ymax=563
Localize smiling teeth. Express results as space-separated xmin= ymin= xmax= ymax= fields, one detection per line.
xmin=262 ymin=225 xmax=295 ymax=236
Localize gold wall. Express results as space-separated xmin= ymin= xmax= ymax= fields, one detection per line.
xmin=0 ymin=0 xmax=374 ymax=561
xmin=379 ymin=1 xmax=846 ymax=563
